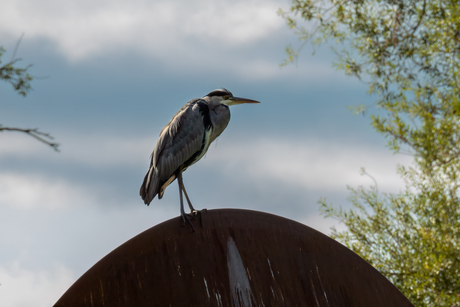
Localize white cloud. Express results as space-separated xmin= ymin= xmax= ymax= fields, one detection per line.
xmin=0 ymin=0 xmax=350 ymax=82
xmin=57 ymin=134 xmax=153 ymax=168
xmin=0 ymin=132 xmax=151 ymax=168
xmin=0 ymin=262 xmax=74 ymax=307
xmin=182 ymin=1 xmax=282 ymax=45
xmin=0 ymin=0 xmax=283 ymax=62
xmin=0 ymin=131 xmax=50 ymax=157
xmin=0 ymin=173 xmax=97 ymax=210
xmin=206 ymin=137 xmax=412 ymax=194
xmin=232 ymin=58 xmax=334 ymax=81
xmin=0 ymin=132 xmax=411 ymax=196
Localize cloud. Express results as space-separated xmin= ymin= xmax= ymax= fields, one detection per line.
xmin=0 ymin=131 xmax=150 ymax=169
xmin=0 ymin=0 xmax=353 ymax=83
xmin=0 ymin=173 xmax=97 ymax=210
xmin=182 ymin=1 xmax=282 ymax=45
xmin=0 ymin=132 xmax=411 ymax=205
xmin=0 ymin=130 xmax=411 ymax=234
xmin=0 ymin=262 xmax=74 ymax=307
xmin=205 ymin=137 xmax=412 ymax=194
xmin=1 ymin=130 xmax=410 ymax=189
xmin=0 ymin=0 xmax=283 ymax=62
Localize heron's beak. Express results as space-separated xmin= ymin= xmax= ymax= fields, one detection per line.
xmin=223 ymin=97 xmax=260 ymax=106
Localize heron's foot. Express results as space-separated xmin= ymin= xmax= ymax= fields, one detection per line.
xmin=181 ymin=212 xmax=196 ymax=232
xmin=191 ymin=208 xmax=207 ymax=227
xmin=190 ymin=208 xmax=206 ymax=215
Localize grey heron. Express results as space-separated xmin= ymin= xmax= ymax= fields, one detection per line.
xmin=140 ymin=88 xmax=260 ymax=230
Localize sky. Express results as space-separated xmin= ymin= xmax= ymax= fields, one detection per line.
xmin=0 ymin=0 xmax=412 ymax=306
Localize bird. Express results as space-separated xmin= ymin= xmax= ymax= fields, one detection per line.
xmin=140 ymin=88 xmax=260 ymax=231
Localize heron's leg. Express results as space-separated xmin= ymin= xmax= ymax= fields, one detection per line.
xmin=181 ymin=183 xmax=196 ymax=213
xmin=177 ymin=173 xmax=195 ymax=232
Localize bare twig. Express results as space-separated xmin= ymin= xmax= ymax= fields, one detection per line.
xmin=360 ymin=167 xmax=379 ymax=193
xmin=0 ymin=125 xmax=60 ymax=151
xmin=11 ymin=32 xmax=25 ymax=62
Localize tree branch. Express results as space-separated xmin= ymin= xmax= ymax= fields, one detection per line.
xmin=0 ymin=125 xmax=60 ymax=151
xmin=0 ymin=36 xmax=33 ymax=96
xmin=10 ymin=32 xmax=25 ymax=62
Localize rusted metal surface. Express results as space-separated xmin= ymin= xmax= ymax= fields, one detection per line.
xmin=54 ymin=209 xmax=414 ymax=306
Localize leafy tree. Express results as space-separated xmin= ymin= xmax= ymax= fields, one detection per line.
xmin=280 ymin=0 xmax=460 ymax=306
xmin=0 ymin=37 xmax=59 ymax=151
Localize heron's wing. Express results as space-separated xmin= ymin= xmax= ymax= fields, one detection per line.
xmin=140 ymin=99 xmax=211 ymax=204
xmin=155 ymin=99 xmax=209 ymax=180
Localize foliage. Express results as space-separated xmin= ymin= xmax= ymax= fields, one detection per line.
xmin=0 ymin=42 xmax=59 ymax=151
xmin=0 ymin=46 xmax=33 ymax=96
xmin=280 ymin=0 xmax=460 ymax=305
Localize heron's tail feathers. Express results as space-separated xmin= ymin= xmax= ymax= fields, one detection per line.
xmin=140 ymin=166 xmax=160 ymax=205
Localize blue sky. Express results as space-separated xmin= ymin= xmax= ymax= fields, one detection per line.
xmin=0 ymin=0 xmax=411 ymax=306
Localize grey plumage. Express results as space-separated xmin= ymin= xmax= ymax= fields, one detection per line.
xmin=140 ymin=88 xmax=259 ymax=229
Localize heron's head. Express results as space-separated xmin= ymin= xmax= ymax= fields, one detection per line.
xmin=204 ymin=88 xmax=260 ymax=106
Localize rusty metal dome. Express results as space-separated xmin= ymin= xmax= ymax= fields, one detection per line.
xmin=54 ymin=209 xmax=413 ymax=306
